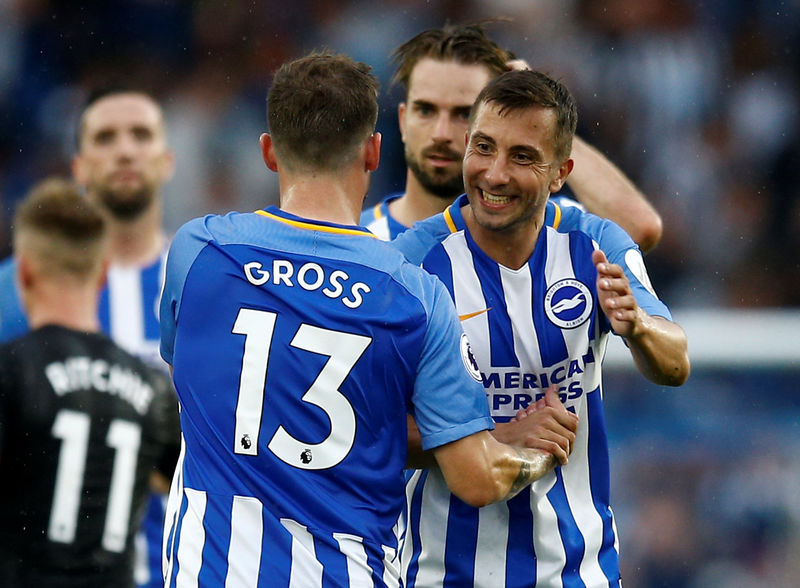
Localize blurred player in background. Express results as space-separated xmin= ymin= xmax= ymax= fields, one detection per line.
xmin=159 ymin=52 xmax=576 ymax=586
xmin=362 ymin=22 xmax=662 ymax=253
xmin=393 ymin=69 xmax=690 ymax=587
xmin=0 ymin=88 xmax=176 ymax=588
xmin=0 ymin=179 xmax=179 ymax=587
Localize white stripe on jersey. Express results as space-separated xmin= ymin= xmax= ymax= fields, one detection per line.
xmin=412 ymin=470 xmax=449 ymax=587
xmin=163 ymin=432 xmax=187 ymax=582
xmin=281 ymin=518 xmax=324 ymax=588
xmin=107 ymin=265 xmax=145 ymax=355
xmin=474 ymin=495 xmax=510 ymax=586
xmin=364 ymin=217 xmax=391 ymax=241
xmin=226 ymin=496 xmax=263 ymax=587
xmin=175 ymin=488 xmax=207 ymax=587
xmin=382 ymin=544 xmax=401 ymax=588
xmin=333 ymin=533 xmax=372 ymax=585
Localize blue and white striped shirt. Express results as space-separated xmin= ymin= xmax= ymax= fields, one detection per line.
xmin=159 ymin=207 xmax=493 ymax=587
xmin=391 ymin=195 xmax=670 ymax=588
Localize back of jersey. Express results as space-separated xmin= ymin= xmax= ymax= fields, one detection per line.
xmin=160 ymin=209 xmax=484 ymax=587
xmin=0 ymin=326 xmax=176 ymax=588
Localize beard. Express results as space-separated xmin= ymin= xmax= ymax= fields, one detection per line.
xmin=95 ymin=185 xmax=155 ymax=221
xmin=405 ymin=145 xmax=465 ymax=200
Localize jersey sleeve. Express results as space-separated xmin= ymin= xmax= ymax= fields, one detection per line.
xmin=159 ymin=217 xmax=213 ymax=365
xmin=560 ymin=207 xmax=672 ymax=320
xmin=410 ymin=275 xmax=494 ymax=450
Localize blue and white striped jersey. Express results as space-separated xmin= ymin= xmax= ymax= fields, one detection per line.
xmin=391 ymin=195 xmax=671 ymax=588
xmin=360 ymin=193 xmax=407 ymax=240
xmin=159 ymin=207 xmax=493 ymax=587
xmin=0 ymin=248 xmax=171 ymax=588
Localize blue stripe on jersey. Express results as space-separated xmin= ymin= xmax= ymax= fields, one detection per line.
xmin=463 ymin=232 xmax=518 ymax=367
xmin=505 ymin=488 xmax=536 ymax=588
xmin=442 ymin=496 xmax=479 ymax=587
xmin=141 ymin=259 xmax=163 ymax=341
xmin=530 ymin=228 xmax=570 ymax=368
xmin=549 ymin=469 xmax=587 ymax=588
xmin=318 ymin=535 xmax=351 ymax=588
xmin=586 ymin=388 xmax=621 ymax=586
xmin=421 ymin=242 xmax=454 ymax=298
xmin=196 ymin=494 xmax=233 ymax=587
xmin=404 ymin=469 xmax=429 ymax=587
xmin=166 ymin=493 xmax=190 ymax=586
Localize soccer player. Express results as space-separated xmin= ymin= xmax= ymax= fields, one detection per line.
xmin=392 ymin=70 xmax=690 ymax=587
xmin=0 ymin=179 xmax=179 ymax=587
xmin=0 ymin=89 xmax=176 ymax=588
xmin=361 ymin=23 xmax=663 ymax=253
xmin=158 ymin=52 xmax=576 ymax=586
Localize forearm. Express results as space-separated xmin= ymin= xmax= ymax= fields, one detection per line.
xmin=435 ymin=432 xmax=558 ymax=507
xmin=625 ymin=313 xmax=690 ymax=386
xmin=567 ymin=136 xmax=663 ymax=252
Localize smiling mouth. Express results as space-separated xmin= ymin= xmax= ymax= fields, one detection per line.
xmin=479 ymin=188 xmax=512 ymax=205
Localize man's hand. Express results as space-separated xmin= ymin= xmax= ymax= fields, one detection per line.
xmin=494 ymin=385 xmax=578 ymax=466
xmin=593 ymin=249 xmax=644 ymax=338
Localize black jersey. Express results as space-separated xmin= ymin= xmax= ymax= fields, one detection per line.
xmin=0 ymin=325 xmax=180 ymax=588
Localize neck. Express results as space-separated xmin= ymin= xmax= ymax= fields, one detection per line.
xmin=26 ymin=281 xmax=101 ymax=332
xmin=389 ymin=170 xmax=458 ymax=228
xmin=462 ymin=205 xmax=545 ymax=270
xmin=104 ymin=198 xmax=165 ymax=266
xmin=279 ymin=169 xmax=365 ymax=226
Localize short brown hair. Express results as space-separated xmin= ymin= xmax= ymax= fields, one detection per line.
xmin=13 ymin=178 xmax=108 ymax=279
xmin=471 ymin=70 xmax=578 ymax=162
xmin=267 ymin=52 xmax=379 ymax=172
xmin=391 ymin=23 xmax=513 ymax=97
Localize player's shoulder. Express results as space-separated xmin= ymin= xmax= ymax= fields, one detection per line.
xmin=553 ymin=199 xmax=635 ymax=250
xmin=389 ymin=202 xmax=459 ymax=266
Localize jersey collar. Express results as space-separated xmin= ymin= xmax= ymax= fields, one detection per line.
xmin=443 ymin=194 xmax=562 ymax=234
xmin=256 ymin=207 xmax=378 ymax=238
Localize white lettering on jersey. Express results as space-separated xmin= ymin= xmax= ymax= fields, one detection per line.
xmin=45 ymin=357 xmax=154 ymax=415
xmin=243 ymin=260 xmax=371 ymax=308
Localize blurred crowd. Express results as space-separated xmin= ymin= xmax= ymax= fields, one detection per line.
xmin=1 ymin=1 xmax=799 ymax=586
xmin=1 ymin=0 xmax=798 ymax=307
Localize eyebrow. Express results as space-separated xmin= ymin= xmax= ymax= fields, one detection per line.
xmin=470 ymin=131 xmax=546 ymax=161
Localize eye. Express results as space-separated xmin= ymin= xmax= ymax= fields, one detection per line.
xmin=473 ymin=141 xmax=492 ymax=154
xmin=94 ymin=130 xmax=114 ymax=145
xmin=415 ymin=104 xmax=434 ymax=117
xmin=133 ymin=127 xmax=153 ymax=142
xmin=512 ymin=152 xmax=533 ymax=165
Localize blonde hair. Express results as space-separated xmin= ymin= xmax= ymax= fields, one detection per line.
xmin=13 ymin=177 xmax=108 ymax=280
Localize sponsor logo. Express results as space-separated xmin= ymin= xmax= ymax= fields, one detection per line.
xmin=459 ymin=307 xmax=491 ymax=322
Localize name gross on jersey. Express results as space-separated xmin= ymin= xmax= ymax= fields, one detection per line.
xmin=243 ymin=260 xmax=370 ymax=309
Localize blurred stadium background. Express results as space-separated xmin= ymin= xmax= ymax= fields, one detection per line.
xmin=1 ymin=1 xmax=798 ymax=585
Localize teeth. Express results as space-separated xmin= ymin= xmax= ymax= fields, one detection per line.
xmin=481 ymin=190 xmax=511 ymax=204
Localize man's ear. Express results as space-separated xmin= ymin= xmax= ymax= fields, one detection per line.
xmin=17 ymin=253 xmax=35 ymax=291
xmin=397 ymin=102 xmax=407 ymax=143
xmin=549 ymin=158 xmax=574 ymax=193
xmin=365 ymin=132 xmax=381 ymax=172
xmin=260 ymin=133 xmax=279 ymax=172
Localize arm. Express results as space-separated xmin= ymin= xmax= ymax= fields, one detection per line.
xmin=567 ymin=137 xmax=663 ymax=253
xmin=407 ymin=386 xmax=578 ymax=469
xmin=594 ymin=249 xmax=690 ymax=385
xmin=433 ymin=430 xmax=557 ymax=507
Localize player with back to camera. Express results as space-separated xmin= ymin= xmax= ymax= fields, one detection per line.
xmin=362 ymin=22 xmax=662 ymax=253
xmin=158 ymin=52 xmax=578 ymax=586
xmin=0 ymin=178 xmax=180 ymax=588
xmin=0 ymin=88 xmax=177 ymax=588
xmin=391 ymin=69 xmax=690 ymax=587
